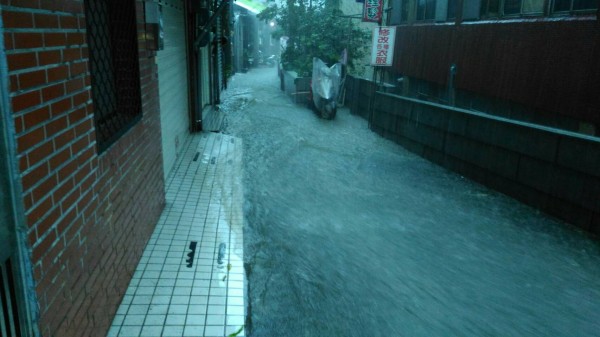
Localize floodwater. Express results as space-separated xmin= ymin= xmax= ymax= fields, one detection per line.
xmin=220 ymin=67 xmax=600 ymax=337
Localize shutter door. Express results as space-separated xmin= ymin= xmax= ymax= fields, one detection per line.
xmin=157 ymin=0 xmax=190 ymax=179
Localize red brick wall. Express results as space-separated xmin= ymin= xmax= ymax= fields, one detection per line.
xmin=393 ymin=17 xmax=600 ymax=125
xmin=1 ymin=1 xmax=165 ymax=336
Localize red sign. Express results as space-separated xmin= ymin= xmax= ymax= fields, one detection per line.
xmin=362 ymin=0 xmax=383 ymax=23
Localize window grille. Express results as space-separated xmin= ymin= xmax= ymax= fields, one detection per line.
xmin=84 ymin=0 xmax=142 ymax=152
xmin=0 ymin=258 xmax=22 ymax=337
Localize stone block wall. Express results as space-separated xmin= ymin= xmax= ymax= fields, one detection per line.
xmin=370 ymin=93 xmax=600 ymax=235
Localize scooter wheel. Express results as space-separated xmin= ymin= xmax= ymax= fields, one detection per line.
xmin=329 ymin=107 xmax=337 ymax=120
xmin=322 ymin=103 xmax=336 ymax=120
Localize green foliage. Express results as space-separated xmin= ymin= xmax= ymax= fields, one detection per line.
xmin=257 ymin=0 xmax=369 ymax=76
xmin=227 ymin=325 xmax=244 ymax=337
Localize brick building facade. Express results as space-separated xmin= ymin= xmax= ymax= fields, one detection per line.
xmin=1 ymin=1 xmax=165 ymax=336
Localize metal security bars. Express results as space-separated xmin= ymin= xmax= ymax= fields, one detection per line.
xmin=0 ymin=259 xmax=22 ymax=337
xmin=84 ymin=0 xmax=142 ymax=153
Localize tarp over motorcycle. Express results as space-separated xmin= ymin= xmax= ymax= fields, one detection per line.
xmin=311 ymin=58 xmax=342 ymax=101
xmin=311 ymin=58 xmax=342 ymax=119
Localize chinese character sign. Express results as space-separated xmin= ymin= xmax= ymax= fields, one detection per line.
xmin=370 ymin=26 xmax=396 ymax=66
xmin=362 ymin=0 xmax=383 ymax=22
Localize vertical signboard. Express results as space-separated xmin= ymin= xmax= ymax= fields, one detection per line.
xmin=370 ymin=26 xmax=396 ymax=66
xmin=362 ymin=0 xmax=383 ymax=22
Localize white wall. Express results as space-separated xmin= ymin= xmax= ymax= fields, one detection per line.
xmin=339 ymin=0 xmax=378 ymax=79
xmin=200 ymin=46 xmax=211 ymax=109
xmin=157 ymin=0 xmax=190 ymax=180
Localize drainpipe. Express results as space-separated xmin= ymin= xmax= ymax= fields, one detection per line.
xmin=448 ymin=63 xmax=457 ymax=106
xmin=184 ymin=0 xmax=200 ymax=132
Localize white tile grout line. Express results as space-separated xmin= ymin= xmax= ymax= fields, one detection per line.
xmin=107 ymin=133 xmax=246 ymax=337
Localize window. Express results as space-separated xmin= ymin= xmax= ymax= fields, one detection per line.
xmin=394 ymin=0 xmax=596 ymax=23
xmin=401 ymin=0 xmax=411 ymax=21
xmin=84 ymin=0 xmax=142 ymax=152
xmin=447 ymin=0 xmax=458 ymax=18
xmin=389 ymin=0 xmax=406 ymax=24
xmin=553 ymin=0 xmax=598 ymax=12
xmin=480 ymin=0 xmax=500 ymax=17
xmin=521 ymin=0 xmax=545 ymax=13
xmin=417 ymin=0 xmax=437 ymax=19
xmin=503 ymin=0 xmax=522 ymax=14
xmin=463 ymin=0 xmax=482 ymax=19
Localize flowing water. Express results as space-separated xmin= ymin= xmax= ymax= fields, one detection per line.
xmin=220 ymin=67 xmax=600 ymax=337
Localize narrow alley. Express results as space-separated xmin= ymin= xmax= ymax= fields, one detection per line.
xmin=221 ymin=67 xmax=600 ymax=337
xmin=3 ymin=1 xmax=598 ymax=336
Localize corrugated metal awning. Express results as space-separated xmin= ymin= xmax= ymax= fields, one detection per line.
xmin=234 ymin=0 xmax=266 ymax=13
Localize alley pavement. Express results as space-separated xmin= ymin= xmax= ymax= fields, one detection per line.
xmin=106 ymin=133 xmax=245 ymax=337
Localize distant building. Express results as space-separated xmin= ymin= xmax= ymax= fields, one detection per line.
xmin=345 ymin=0 xmax=599 ymax=135
xmin=338 ymin=0 xmax=380 ymax=79
xmin=341 ymin=0 xmax=600 ymax=234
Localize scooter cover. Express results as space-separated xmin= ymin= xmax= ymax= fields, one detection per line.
xmin=311 ymin=58 xmax=342 ymax=102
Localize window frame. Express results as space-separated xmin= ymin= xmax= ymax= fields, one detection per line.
xmin=84 ymin=0 xmax=143 ymax=153
xmin=384 ymin=0 xmax=596 ymax=25
xmin=550 ymin=0 xmax=599 ymax=14
xmin=416 ymin=0 xmax=438 ymax=20
xmin=479 ymin=0 xmax=501 ymax=18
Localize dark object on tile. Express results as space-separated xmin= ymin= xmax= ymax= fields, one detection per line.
xmin=217 ymin=243 xmax=226 ymax=265
xmin=186 ymin=241 xmax=198 ymax=268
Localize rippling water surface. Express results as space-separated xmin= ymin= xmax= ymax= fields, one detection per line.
xmin=221 ymin=67 xmax=600 ymax=337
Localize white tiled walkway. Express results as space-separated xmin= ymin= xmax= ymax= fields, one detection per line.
xmin=107 ymin=133 xmax=245 ymax=337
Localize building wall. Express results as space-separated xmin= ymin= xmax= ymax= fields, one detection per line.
xmin=392 ymin=18 xmax=600 ymax=126
xmin=338 ymin=0 xmax=377 ymax=79
xmin=157 ymin=0 xmax=191 ymax=180
xmin=0 ymin=1 xmax=165 ymax=336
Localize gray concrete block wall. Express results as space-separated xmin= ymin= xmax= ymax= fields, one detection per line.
xmin=283 ymin=71 xmax=310 ymax=104
xmin=348 ymin=76 xmax=376 ymax=120
xmin=370 ymin=92 xmax=600 ymax=235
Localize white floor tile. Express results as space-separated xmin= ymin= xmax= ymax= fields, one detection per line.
xmin=162 ymin=325 xmax=184 ymax=337
xmin=122 ymin=314 xmax=145 ymax=326
xmin=107 ymin=134 xmax=246 ymax=337
xmin=140 ymin=325 xmax=162 ymax=337
xmin=165 ymin=314 xmax=186 ymax=325
xmin=117 ymin=325 xmax=141 ymax=337
xmin=187 ymin=304 xmax=208 ymax=315
xmin=206 ymin=314 xmax=225 ymax=326
xmin=127 ymin=305 xmax=149 ymax=315
xmin=147 ymin=304 xmax=168 ymax=315
xmin=185 ymin=314 xmax=206 ymax=325
xmin=170 ymin=295 xmax=190 ymax=305
xmin=144 ymin=314 xmax=166 ymax=326
xmin=183 ymin=325 xmax=204 ymax=337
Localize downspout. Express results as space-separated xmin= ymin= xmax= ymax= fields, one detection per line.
xmin=184 ymin=0 xmax=200 ymax=132
xmin=184 ymin=1 xmax=202 ymax=132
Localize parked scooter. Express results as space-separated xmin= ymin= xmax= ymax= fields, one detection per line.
xmin=265 ymin=55 xmax=277 ymax=67
xmin=310 ymin=57 xmax=342 ymax=120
